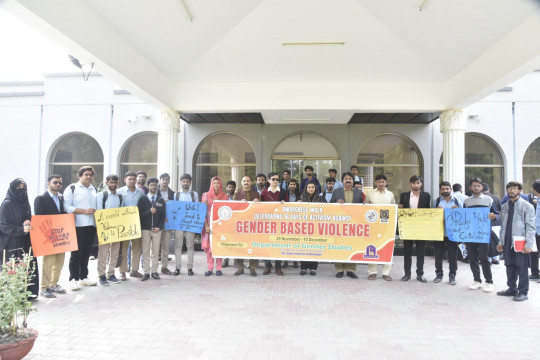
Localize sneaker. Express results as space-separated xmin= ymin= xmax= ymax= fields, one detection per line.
xmin=40 ymin=288 xmax=56 ymax=298
xmin=469 ymin=281 xmax=483 ymax=290
xmin=483 ymin=283 xmax=494 ymax=293
xmin=107 ymin=275 xmax=121 ymax=284
xmin=69 ymin=279 xmax=80 ymax=291
xmin=89 ymin=256 xmax=96 ymax=260
xmin=80 ymin=277 xmax=97 ymax=286
xmin=433 ymin=275 xmax=443 ymax=283
xmin=529 ymin=274 xmax=540 ymax=280
xmin=50 ymin=285 xmax=67 ymax=294
xmin=99 ymin=275 xmax=109 ymax=286
xmin=448 ymin=275 xmax=457 ymax=285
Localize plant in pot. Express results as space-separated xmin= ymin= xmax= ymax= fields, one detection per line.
xmin=0 ymin=251 xmax=38 ymax=360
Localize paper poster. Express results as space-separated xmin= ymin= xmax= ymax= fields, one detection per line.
xmin=164 ymin=201 xmax=207 ymax=233
xmin=398 ymin=208 xmax=444 ymax=241
xmin=445 ymin=207 xmax=491 ymax=243
xmin=94 ymin=206 xmax=141 ymax=245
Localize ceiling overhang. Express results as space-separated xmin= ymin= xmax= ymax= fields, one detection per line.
xmin=4 ymin=0 xmax=540 ymax=124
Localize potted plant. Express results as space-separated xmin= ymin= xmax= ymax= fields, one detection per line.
xmin=0 ymin=251 xmax=38 ymax=360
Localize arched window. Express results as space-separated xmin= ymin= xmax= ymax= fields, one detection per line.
xmin=439 ymin=133 xmax=504 ymax=198
xmin=357 ymin=134 xmax=422 ymax=198
xmin=194 ymin=133 xmax=256 ymax=194
xmin=119 ymin=132 xmax=158 ymax=183
xmin=49 ymin=133 xmax=104 ymax=192
xmin=271 ymin=132 xmax=340 ymax=184
xmin=522 ymin=137 xmax=540 ymax=194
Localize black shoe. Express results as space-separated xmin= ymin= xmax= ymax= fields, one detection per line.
xmin=513 ymin=293 xmax=528 ymax=301
xmin=497 ymin=288 xmax=517 ymax=296
xmin=151 ymin=273 xmax=160 ymax=280
xmin=205 ymin=270 xmax=213 ymax=276
xmin=300 ymin=270 xmax=307 ymax=276
xmin=141 ymin=274 xmax=150 ymax=281
xmin=529 ymin=274 xmax=540 ymax=280
xmin=448 ymin=275 xmax=457 ymax=285
xmin=293 ymin=261 xmax=299 ymax=268
xmin=401 ymin=274 xmax=411 ymax=281
xmin=173 ymin=269 xmax=180 ymax=276
xmin=336 ymin=272 xmax=344 ymax=278
xmin=417 ymin=275 xmax=427 ymax=283
xmin=188 ymin=269 xmax=194 ymax=276
xmin=161 ymin=267 xmax=173 ymax=275
xmin=346 ymin=272 xmax=358 ymax=279
xmin=491 ymin=259 xmax=500 ymax=265
xmin=433 ymin=275 xmax=443 ymax=283
xmin=40 ymin=288 xmax=56 ymax=298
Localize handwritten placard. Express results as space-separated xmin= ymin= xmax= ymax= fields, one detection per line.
xmin=165 ymin=201 xmax=207 ymax=233
xmin=445 ymin=207 xmax=491 ymax=243
xmin=94 ymin=206 xmax=141 ymax=245
xmin=398 ymin=208 xmax=444 ymax=241
xmin=30 ymin=214 xmax=78 ymax=256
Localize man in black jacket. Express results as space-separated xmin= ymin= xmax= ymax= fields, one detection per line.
xmin=139 ymin=177 xmax=166 ymax=281
xmin=158 ymin=173 xmax=175 ymax=275
xmin=399 ymin=175 xmax=431 ymax=283
xmin=34 ymin=175 xmax=66 ymax=298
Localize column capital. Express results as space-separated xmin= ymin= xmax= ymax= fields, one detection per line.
xmin=157 ymin=110 xmax=180 ymax=132
xmin=440 ymin=109 xmax=467 ymax=132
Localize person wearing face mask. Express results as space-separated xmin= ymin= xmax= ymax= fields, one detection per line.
xmin=0 ymin=178 xmax=39 ymax=298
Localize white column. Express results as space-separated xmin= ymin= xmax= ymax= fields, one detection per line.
xmin=157 ymin=110 xmax=180 ymax=189
xmin=440 ymin=109 xmax=467 ymax=186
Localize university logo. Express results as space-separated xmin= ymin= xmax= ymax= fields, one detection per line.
xmin=218 ymin=206 xmax=233 ymax=220
xmin=364 ymin=244 xmax=379 ymax=259
xmin=365 ymin=210 xmax=378 ymax=223
xmin=380 ymin=209 xmax=389 ymax=223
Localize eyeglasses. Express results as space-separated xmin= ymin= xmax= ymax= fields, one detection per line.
xmin=52 ymin=181 xmax=63 ymax=185
xmin=271 ymin=178 xmax=279 ymax=181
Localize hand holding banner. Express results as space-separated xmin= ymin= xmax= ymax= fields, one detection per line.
xmin=94 ymin=206 xmax=141 ymax=245
xmin=164 ymin=201 xmax=207 ymax=233
xmin=398 ymin=208 xmax=444 ymax=241
xmin=29 ymin=214 xmax=78 ymax=256
xmin=445 ymin=207 xmax=491 ymax=243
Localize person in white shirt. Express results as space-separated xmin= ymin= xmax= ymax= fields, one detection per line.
xmin=63 ymin=166 xmax=98 ymax=291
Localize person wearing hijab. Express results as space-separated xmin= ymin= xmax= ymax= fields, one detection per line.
xmin=201 ymin=176 xmax=229 ymax=276
xmin=297 ymin=180 xmax=326 ymax=276
xmin=0 ymin=178 xmax=39 ymax=298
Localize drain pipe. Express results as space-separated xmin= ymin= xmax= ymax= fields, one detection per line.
xmin=37 ymin=104 xmax=44 ymax=192
xmin=109 ymin=105 xmax=114 ymax=176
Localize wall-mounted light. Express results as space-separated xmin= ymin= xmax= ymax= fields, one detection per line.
xmin=68 ymin=55 xmax=94 ymax=81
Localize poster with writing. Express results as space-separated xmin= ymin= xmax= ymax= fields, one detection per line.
xmin=94 ymin=206 xmax=141 ymax=245
xmin=398 ymin=208 xmax=444 ymax=241
xmin=445 ymin=207 xmax=491 ymax=243
xmin=164 ymin=201 xmax=207 ymax=233
xmin=210 ymin=201 xmax=397 ymax=264
xmin=29 ymin=214 xmax=78 ymax=256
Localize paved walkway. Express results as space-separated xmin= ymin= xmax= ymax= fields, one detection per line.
xmin=26 ymin=252 xmax=539 ymax=360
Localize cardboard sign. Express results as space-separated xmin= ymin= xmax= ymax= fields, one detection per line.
xmin=398 ymin=208 xmax=444 ymax=241
xmin=164 ymin=201 xmax=207 ymax=233
xmin=30 ymin=214 xmax=78 ymax=256
xmin=94 ymin=206 xmax=141 ymax=245
xmin=445 ymin=207 xmax=491 ymax=243
xmin=210 ymin=201 xmax=397 ymax=264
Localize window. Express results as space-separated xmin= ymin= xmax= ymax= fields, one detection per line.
xmin=194 ymin=133 xmax=256 ymax=194
xmin=439 ymin=133 xmax=504 ymax=198
xmin=522 ymin=137 xmax=540 ymax=194
xmin=272 ymin=132 xmax=340 ymax=185
xmin=49 ymin=133 xmax=104 ymax=192
xmin=357 ymin=134 xmax=422 ymax=199
xmin=119 ymin=132 xmax=158 ymax=184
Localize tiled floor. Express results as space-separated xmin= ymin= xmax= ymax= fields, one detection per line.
xmin=26 ymin=252 xmax=540 ymax=359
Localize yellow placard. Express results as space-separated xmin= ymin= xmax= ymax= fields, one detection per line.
xmin=94 ymin=206 xmax=141 ymax=245
xmin=210 ymin=201 xmax=397 ymax=264
xmin=397 ymin=208 xmax=444 ymax=241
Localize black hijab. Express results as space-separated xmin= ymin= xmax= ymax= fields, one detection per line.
xmin=1 ymin=178 xmax=31 ymax=221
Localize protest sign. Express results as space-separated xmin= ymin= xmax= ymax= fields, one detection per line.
xmin=445 ymin=207 xmax=491 ymax=243
xmin=164 ymin=200 xmax=207 ymax=233
xmin=30 ymin=214 xmax=78 ymax=256
xmin=210 ymin=201 xmax=397 ymax=264
xmin=94 ymin=206 xmax=141 ymax=245
xmin=398 ymin=208 xmax=444 ymax=241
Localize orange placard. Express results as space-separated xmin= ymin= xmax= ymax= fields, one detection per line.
xmin=210 ymin=201 xmax=397 ymax=264
xmin=29 ymin=214 xmax=78 ymax=256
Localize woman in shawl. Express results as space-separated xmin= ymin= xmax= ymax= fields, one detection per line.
xmin=297 ymin=180 xmax=326 ymax=276
xmin=201 ymin=176 xmax=229 ymax=276
xmin=0 ymin=178 xmax=39 ymax=298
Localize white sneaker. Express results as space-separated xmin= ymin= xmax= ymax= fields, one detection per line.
xmin=69 ymin=279 xmax=80 ymax=291
xmin=80 ymin=277 xmax=97 ymax=286
xmin=483 ymin=283 xmax=494 ymax=292
xmin=469 ymin=281 xmax=483 ymax=290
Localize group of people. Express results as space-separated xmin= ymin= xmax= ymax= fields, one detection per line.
xmin=0 ymin=164 xmax=538 ymax=303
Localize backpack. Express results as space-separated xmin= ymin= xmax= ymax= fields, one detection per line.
xmin=174 ymin=191 xmax=196 ymax=202
xmin=435 ymin=196 xmax=459 ymax=208
xmin=101 ymin=190 xmax=123 ymax=209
